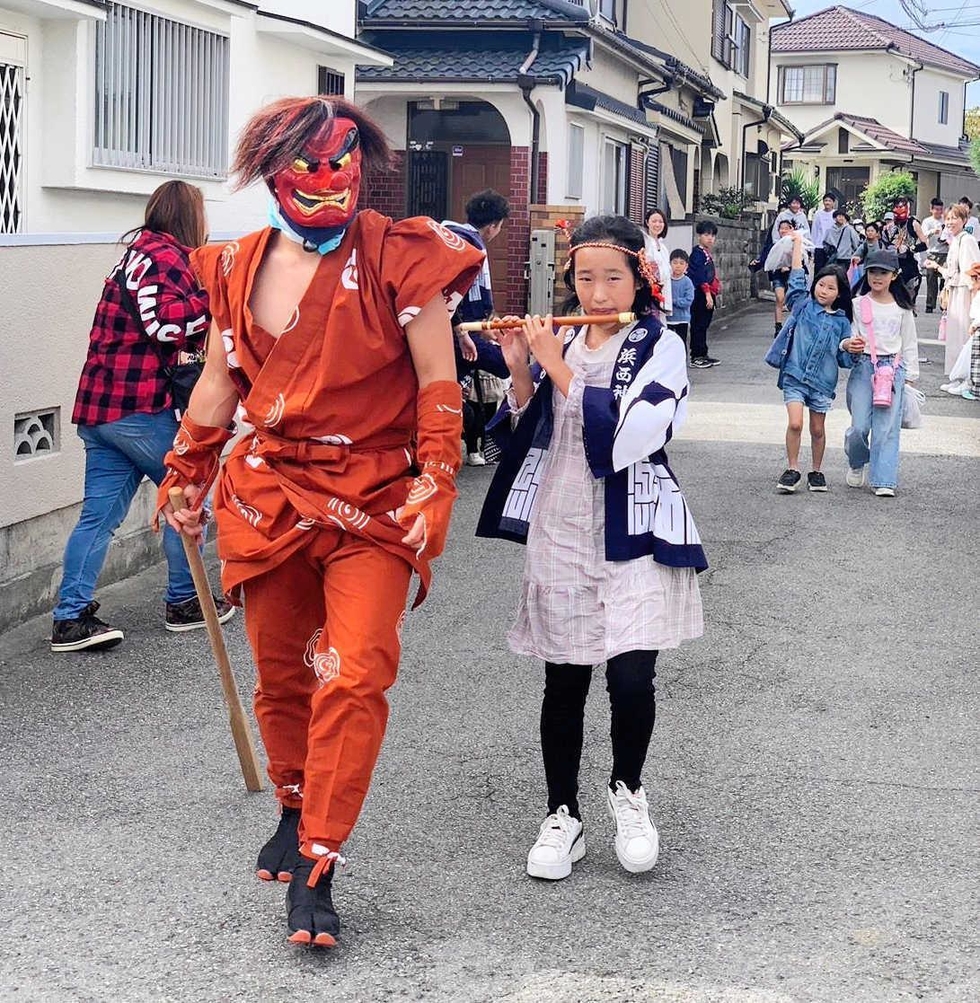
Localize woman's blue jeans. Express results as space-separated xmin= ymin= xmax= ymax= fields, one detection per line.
xmin=53 ymin=410 xmax=200 ymax=620
xmin=844 ymin=354 xmax=906 ymax=490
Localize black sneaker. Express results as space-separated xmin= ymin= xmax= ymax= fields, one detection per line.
xmin=257 ymin=806 xmax=301 ymax=883
xmin=165 ymin=594 xmax=235 ymax=633
xmin=703 ymin=356 xmax=722 ymax=367
xmin=51 ymin=601 xmax=124 ymax=652
xmin=807 ymin=471 xmax=829 ymax=492
xmin=690 ymin=357 xmax=712 ymax=369
xmin=287 ymin=854 xmax=342 ymax=947
xmin=776 ymin=469 xmax=802 ymax=493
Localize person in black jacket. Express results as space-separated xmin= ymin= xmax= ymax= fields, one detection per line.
xmin=689 ymin=220 xmax=721 ymax=368
xmin=443 ymin=190 xmax=512 ymax=463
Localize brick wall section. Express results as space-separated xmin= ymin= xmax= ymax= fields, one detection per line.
xmin=529 ymin=204 xmax=587 ymax=311
xmin=362 ymin=152 xmax=406 ymax=220
xmin=501 ymin=146 xmax=531 ymax=315
xmin=536 ymin=152 xmax=548 ymax=205
xmin=694 ymin=212 xmax=762 ymax=316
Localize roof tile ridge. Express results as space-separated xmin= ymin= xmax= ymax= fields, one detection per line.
xmin=774 ymin=4 xmax=839 ymax=32
xmin=838 ymin=6 xmax=891 ymax=49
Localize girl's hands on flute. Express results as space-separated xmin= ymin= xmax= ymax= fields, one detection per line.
xmin=498 ymin=325 xmax=533 ymax=409
xmin=498 ymin=324 xmax=530 ymax=371
xmin=523 ymin=315 xmax=574 ymax=398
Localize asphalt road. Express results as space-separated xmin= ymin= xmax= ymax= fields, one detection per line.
xmin=1 ymin=303 xmax=977 ymax=1003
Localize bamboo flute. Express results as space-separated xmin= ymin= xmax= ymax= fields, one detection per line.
xmin=457 ymin=311 xmax=637 ymax=332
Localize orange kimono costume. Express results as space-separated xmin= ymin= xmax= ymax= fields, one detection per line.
xmin=162 ymin=210 xmax=483 ymax=857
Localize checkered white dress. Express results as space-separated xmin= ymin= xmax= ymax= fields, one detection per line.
xmin=507 ymin=326 xmax=704 ymax=664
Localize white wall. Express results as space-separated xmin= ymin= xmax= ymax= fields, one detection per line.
xmin=772 ymin=51 xmax=915 ymax=138
xmin=261 ymin=0 xmax=355 ymax=37
xmin=912 ymin=68 xmax=968 ymax=147
xmin=1 ymin=0 xmax=371 ymax=238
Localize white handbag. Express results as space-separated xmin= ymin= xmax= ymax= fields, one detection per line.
xmin=901 ymin=385 xmax=926 ymax=429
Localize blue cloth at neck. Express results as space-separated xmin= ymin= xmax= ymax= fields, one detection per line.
xmin=268 ymin=200 xmax=346 ymax=255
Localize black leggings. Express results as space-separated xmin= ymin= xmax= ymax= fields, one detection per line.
xmin=540 ymin=650 xmax=658 ymax=819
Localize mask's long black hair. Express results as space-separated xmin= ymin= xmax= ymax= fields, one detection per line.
xmin=562 ymin=215 xmax=656 ymax=317
xmin=853 ymin=269 xmax=915 ymax=310
xmin=811 ymin=265 xmax=854 ymax=320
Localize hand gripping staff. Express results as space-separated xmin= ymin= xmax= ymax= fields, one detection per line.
xmin=168 ymin=487 xmax=264 ymax=792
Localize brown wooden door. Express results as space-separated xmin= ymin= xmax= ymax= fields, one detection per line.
xmin=448 ymin=144 xmax=511 ymax=310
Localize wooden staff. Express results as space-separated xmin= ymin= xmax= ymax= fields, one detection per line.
xmin=168 ymin=487 xmax=264 ymax=793
xmin=457 ymin=311 xmax=636 ymax=332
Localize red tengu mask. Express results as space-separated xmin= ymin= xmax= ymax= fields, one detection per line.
xmin=893 ymin=203 xmax=909 ymax=222
xmin=271 ymin=118 xmax=362 ymax=230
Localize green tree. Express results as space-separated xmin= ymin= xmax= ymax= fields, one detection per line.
xmin=779 ymin=168 xmax=820 ymax=211
xmin=861 ymin=171 xmax=918 ymax=221
xmin=966 ymin=106 xmax=980 ymax=140
xmin=970 ymin=137 xmax=980 ymax=179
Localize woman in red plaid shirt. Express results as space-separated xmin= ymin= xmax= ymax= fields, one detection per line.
xmin=51 ymin=181 xmax=234 ymax=652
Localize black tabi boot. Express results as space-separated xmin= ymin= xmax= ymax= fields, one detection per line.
xmin=286 ymin=852 xmax=343 ymax=948
xmin=256 ymin=806 xmax=300 ymax=883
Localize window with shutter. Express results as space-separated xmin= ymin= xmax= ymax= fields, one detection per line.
xmin=645 ymin=146 xmax=660 ymax=217
xmin=711 ymin=0 xmax=726 ymax=63
xmin=93 ymin=3 xmax=229 ymax=177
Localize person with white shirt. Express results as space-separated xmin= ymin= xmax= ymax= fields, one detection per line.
xmin=921 ymin=198 xmax=947 ymax=313
xmin=926 ymin=203 xmax=980 ymax=374
xmin=770 ymin=196 xmax=811 ymax=242
xmin=957 ymin=197 xmax=979 ymax=236
xmin=642 ymin=207 xmax=673 ymax=316
xmin=810 ymin=192 xmax=838 ymax=271
xmin=840 ymin=249 xmax=919 ymax=497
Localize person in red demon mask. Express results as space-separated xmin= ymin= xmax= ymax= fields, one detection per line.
xmin=155 ymin=96 xmax=484 ymax=947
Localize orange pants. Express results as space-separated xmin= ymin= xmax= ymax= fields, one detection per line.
xmin=242 ymin=528 xmax=412 ymax=856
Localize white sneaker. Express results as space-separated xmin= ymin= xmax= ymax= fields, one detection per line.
xmin=466 ymin=451 xmax=487 ymax=466
xmin=526 ymin=806 xmax=585 ymax=880
xmin=941 ymin=381 xmax=965 ymax=395
xmin=845 ymin=466 xmax=867 ymax=488
xmin=606 ymin=782 xmax=659 ymax=874
xmin=874 ymin=487 xmax=896 ymax=497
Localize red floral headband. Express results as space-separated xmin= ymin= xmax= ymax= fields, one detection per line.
xmin=555 ymin=220 xmax=664 ymax=307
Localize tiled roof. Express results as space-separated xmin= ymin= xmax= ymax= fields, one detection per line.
xmin=646 ymin=101 xmax=702 ymax=134
xmin=798 ymin=112 xmax=927 ymax=156
xmin=566 ymin=83 xmax=647 ymax=126
xmin=363 ymin=0 xmax=587 ymax=22
xmin=916 ymin=141 xmax=973 ymax=167
xmin=356 ymin=34 xmax=589 ymax=86
xmin=771 ymin=5 xmax=980 ymax=78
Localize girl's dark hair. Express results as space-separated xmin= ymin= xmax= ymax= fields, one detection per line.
xmin=865 ymin=221 xmax=881 ymax=235
xmin=465 ymin=189 xmax=510 ymax=228
xmin=121 ymin=180 xmax=206 ymax=248
xmin=811 ymin=265 xmax=854 ymax=320
xmin=645 ymin=207 xmax=668 ymax=237
xmin=696 ymin=219 xmax=718 ymax=235
xmin=562 ymin=214 xmax=655 ymax=317
xmin=854 ymin=270 xmax=915 ymax=310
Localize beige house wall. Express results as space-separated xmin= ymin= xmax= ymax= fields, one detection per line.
xmin=772 ymin=51 xmax=915 ymax=138
xmin=913 ymin=68 xmax=969 ymax=148
xmin=2 ymin=0 xmax=383 ymax=238
xmin=630 ymin=0 xmax=788 ymax=202
xmin=0 ymin=241 xmax=166 ymax=629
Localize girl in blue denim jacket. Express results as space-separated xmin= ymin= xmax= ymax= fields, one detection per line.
xmin=776 ymin=230 xmax=855 ymax=494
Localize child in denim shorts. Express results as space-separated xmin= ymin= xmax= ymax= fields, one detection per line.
xmin=775 ymin=231 xmax=855 ymax=493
